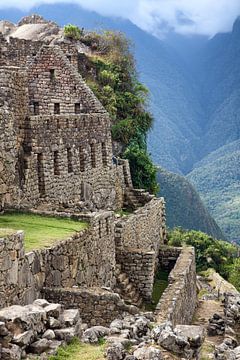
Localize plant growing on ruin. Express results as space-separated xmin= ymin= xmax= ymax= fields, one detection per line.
xmin=83 ymin=31 xmax=157 ymax=194
xmin=64 ymin=24 xmax=83 ymax=40
xmin=168 ymin=228 xmax=239 ymax=284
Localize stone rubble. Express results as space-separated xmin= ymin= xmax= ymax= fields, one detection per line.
xmin=206 ymin=292 xmax=240 ymax=360
xmin=0 ymin=299 xmax=83 ymax=359
xmin=80 ymin=313 xmax=205 ymax=360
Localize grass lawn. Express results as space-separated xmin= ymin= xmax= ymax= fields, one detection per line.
xmin=49 ymin=339 xmax=106 ymax=360
xmin=0 ymin=212 xmax=88 ymax=252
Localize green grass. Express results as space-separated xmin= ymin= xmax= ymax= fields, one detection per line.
xmin=0 ymin=212 xmax=88 ymax=252
xmin=49 ymin=338 xmax=106 ymax=360
xmin=115 ymin=208 xmax=133 ymax=217
xmin=145 ymin=270 xmax=169 ymax=311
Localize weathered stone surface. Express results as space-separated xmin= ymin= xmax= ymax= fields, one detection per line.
xmin=133 ymin=346 xmax=163 ymax=360
xmin=105 ymin=342 xmax=125 ymax=360
xmin=13 ymin=330 xmax=34 ymax=347
xmin=45 ymin=304 xmax=62 ymax=319
xmin=1 ymin=344 xmax=21 ymax=360
xmin=82 ymin=325 xmax=110 ymax=343
xmin=29 ymin=338 xmax=51 ymax=354
xmin=61 ymin=309 xmax=80 ymax=327
xmin=42 ymin=329 xmax=55 ymax=340
xmin=54 ymin=327 xmax=76 ymax=343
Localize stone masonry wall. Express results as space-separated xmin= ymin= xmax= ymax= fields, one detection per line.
xmin=43 ymin=287 xmax=137 ymax=326
xmin=0 ymin=211 xmax=116 ymax=309
xmin=155 ymin=246 xmax=197 ymax=327
xmin=0 ymin=67 xmax=28 ymax=209
xmin=0 ymin=230 xmax=39 ymax=308
xmin=115 ymin=197 xmax=166 ymax=301
xmin=115 ymin=197 xmax=166 ymax=251
xmin=116 ymin=247 xmax=156 ymax=301
xmin=19 ymin=113 xmax=125 ymax=210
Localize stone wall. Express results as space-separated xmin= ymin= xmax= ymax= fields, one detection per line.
xmin=43 ymin=287 xmax=137 ymax=326
xmin=0 ymin=43 xmax=129 ymax=211
xmin=158 ymin=246 xmax=182 ymax=271
xmin=0 ymin=211 xmax=117 ymax=309
xmin=116 ymin=247 xmax=156 ymax=301
xmin=155 ymin=246 xmax=197 ymax=326
xmin=0 ymin=67 xmax=28 ymax=209
xmin=115 ymin=197 xmax=166 ymax=251
xmin=0 ymin=230 xmax=39 ymax=308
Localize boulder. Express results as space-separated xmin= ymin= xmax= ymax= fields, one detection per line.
xmin=134 ymin=346 xmax=163 ymax=360
xmin=54 ymin=327 xmax=76 ymax=343
xmin=61 ymin=309 xmax=80 ymax=327
xmin=45 ymin=304 xmax=62 ymax=319
xmin=29 ymin=338 xmax=51 ymax=354
xmin=13 ymin=330 xmax=34 ymax=347
xmin=105 ymin=342 xmax=125 ymax=360
xmin=42 ymin=329 xmax=55 ymax=340
xmin=82 ymin=326 xmax=110 ymax=343
xmin=33 ymin=299 xmax=50 ymax=308
xmin=0 ymin=321 xmax=9 ymax=336
xmin=1 ymin=344 xmax=21 ymax=359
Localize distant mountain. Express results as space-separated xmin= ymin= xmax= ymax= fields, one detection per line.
xmin=157 ymin=168 xmax=225 ymax=240
xmin=188 ymin=140 xmax=240 ymax=243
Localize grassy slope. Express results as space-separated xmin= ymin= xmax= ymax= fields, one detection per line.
xmin=0 ymin=212 xmax=88 ymax=251
xmin=188 ymin=141 xmax=240 ymax=242
xmin=157 ymin=167 xmax=225 ymax=240
xmin=49 ymin=339 xmax=105 ymax=360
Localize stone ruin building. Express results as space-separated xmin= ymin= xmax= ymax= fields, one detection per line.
xmin=0 ymin=15 xmax=201 ymax=359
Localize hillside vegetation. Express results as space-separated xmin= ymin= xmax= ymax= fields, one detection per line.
xmin=75 ymin=29 xmax=158 ymax=194
xmin=168 ymin=228 xmax=239 ymax=291
xmin=157 ymin=168 xmax=225 ymax=240
xmin=188 ymin=140 xmax=240 ymax=242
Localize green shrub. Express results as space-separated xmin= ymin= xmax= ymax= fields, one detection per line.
xmin=64 ymin=24 xmax=83 ymax=40
xmin=123 ymin=143 xmax=159 ymax=194
xmin=228 ymin=258 xmax=240 ymax=291
xmin=168 ymin=228 xmax=238 ymax=282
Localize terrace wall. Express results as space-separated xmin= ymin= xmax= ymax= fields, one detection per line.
xmin=155 ymin=246 xmax=197 ymax=326
xmin=0 ymin=211 xmax=116 ymax=309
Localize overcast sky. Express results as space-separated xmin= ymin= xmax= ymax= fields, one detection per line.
xmin=0 ymin=0 xmax=240 ymax=37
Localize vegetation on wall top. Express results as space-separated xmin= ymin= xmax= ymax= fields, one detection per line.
xmin=70 ymin=27 xmax=158 ymax=194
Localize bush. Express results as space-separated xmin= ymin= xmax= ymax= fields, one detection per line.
xmin=228 ymin=258 xmax=240 ymax=291
xmin=123 ymin=143 xmax=159 ymax=194
xmin=64 ymin=24 xmax=83 ymax=40
xmin=167 ymin=228 xmax=238 ymax=281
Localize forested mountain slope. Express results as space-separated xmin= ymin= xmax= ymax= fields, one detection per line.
xmin=157 ymin=168 xmax=225 ymax=240
xmin=188 ymin=140 xmax=240 ymax=242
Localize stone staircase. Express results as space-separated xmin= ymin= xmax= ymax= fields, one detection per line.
xmin=115 ymin=265 xmax=143 ymax=308
xmin=124 ymin=189 xmax=144 ymax=210
xmin=124 ymin=188 xmax=155 ymax=210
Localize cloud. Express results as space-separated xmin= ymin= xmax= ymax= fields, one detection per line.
xmin=0 ymin=0 xmax=240 ymax=37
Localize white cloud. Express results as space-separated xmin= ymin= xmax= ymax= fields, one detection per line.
xmin=0 ymin=0 xmax=240 ymax=37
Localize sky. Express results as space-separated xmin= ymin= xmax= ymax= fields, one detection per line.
xmin=0 ymin=0 xmax=240 ymax=37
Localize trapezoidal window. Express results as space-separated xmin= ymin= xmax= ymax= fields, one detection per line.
xmin=90 ymin=143 xmax=96 ymax=169
xmin=101 ymin=142 xmax=108 ymax=167
xmin=54 ymin=103 xmax=60 ymax=115
xmin=67 ymin=148 xmax=73 ymax=173
xmin=53 ymin=151 xmax=60 ymax=175
xmin=79 ymin=146 xmax=85 ymax=172
xmin=50 ymin=69 xmax=55 ymax=81
xmin=75 ymin=103 xmax=81 ymax=114
xmin=33 ymin=101 xmax=39 ymax=115
xmin=37 ymin=153 xmax=45 ymax=197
